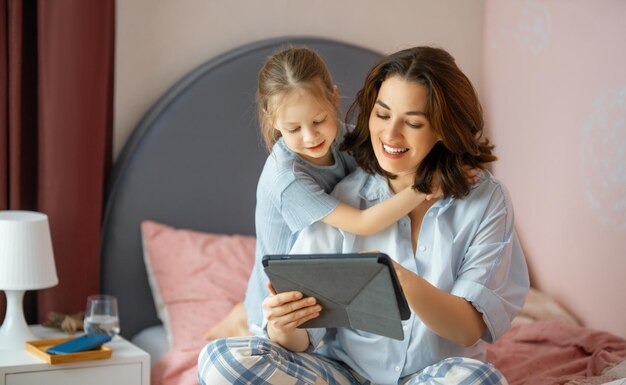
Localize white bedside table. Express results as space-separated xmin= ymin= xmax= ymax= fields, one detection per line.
xmin=0 ymin=325 xmax=150 ymax=385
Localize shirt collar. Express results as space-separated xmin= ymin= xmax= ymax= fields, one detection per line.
xmin=436 ymin=169 xmax=490 ymax=212
xmin=359 ymin=173 xmax=391 ymax=202
xmin=358 ymin=169 xmax=490 ymax=209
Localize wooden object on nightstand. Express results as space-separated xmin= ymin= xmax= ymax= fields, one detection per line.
xmin=0 ymin=325 xmax=149 ymax=385
xmin=25 ymin=337 xmax=112 ymax=364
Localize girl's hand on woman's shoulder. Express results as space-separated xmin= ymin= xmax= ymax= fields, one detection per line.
xmin=426 ymin=166 xmax=481 ymax=201
xmin=462 ymin=165 xmax=482 ymax=185
xmin=425 ymin=171 xmax=444 ymax=200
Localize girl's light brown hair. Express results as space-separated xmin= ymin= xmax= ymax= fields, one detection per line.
xmin=257 ymin=46 xmax=337 ymax=151
xmin=342 ymin=46 xmax=496 ymax=199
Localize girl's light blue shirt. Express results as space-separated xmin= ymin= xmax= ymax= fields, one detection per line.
xmin=290 ymin=169 xmax=529 ymax=385
xmin=244 ymin=136 xmax=356 ymax=334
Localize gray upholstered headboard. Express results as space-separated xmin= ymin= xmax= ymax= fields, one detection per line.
xmin=100 ymin=37 xmax=383 ymax=339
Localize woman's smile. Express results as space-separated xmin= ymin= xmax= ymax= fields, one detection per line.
xmin=381 ymin=142 xmax=410 ymax=156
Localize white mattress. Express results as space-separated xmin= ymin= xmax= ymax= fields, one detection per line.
xmin=131 ymin=324 xmax=169 ymax=366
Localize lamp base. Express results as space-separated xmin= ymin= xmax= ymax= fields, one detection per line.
xmin=0 ymin=290 xmax=38 ymax=350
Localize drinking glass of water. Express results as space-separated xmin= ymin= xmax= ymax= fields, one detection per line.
xmin=84 ymin=294 xmax=120 ymax=337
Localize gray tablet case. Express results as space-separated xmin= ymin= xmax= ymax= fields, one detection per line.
xmin=262 ymin=253 xmax=410 ymax=340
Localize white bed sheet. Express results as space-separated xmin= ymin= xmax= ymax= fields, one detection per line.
xmin=131 ymin=324 xmax=169 ymax=366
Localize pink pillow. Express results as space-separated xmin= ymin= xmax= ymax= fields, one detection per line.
xmin=141 ymin=220 xmax=255 ymax=350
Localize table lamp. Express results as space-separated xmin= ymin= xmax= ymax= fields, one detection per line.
xmin=0 ymin=211 xmax=58 ymax=350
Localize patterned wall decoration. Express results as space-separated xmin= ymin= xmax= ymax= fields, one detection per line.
xmin=516 ymin=0 xmax=552 ymax=54
xmin=581 ymin=86 xmax=626 ymax=230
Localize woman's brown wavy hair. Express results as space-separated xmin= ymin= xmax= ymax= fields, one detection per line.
xmin=342 ymin=46 xmax=496 ymax=199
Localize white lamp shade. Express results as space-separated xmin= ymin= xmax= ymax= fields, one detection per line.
xmin=0 ymin=210 xmax=58 ymax=290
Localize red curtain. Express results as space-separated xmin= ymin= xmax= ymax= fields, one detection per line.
xmin=0 ymin=0 xmax=114 ymax=324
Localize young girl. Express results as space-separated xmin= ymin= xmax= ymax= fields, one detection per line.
xmin=243 ymin=46 xmax=439 ymax=334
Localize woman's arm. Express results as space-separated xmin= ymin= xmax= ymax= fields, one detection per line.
xmin=392 ymin=260 xmax=485 ymax=347
xmin=322 ymin=185 xmax=437 ymax=236
xmin=263 ymin=284 xmax=321 ymax=352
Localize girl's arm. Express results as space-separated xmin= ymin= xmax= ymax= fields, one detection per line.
xmin=320 ymin=167 xmax=480 ymax=236
xmin=321 ymin=186 xmax=436 ymax=236
xmin=263 ymin=284 xmax=321 ymax=352
xmin=391 ymin=260 xmax=485 ymax=347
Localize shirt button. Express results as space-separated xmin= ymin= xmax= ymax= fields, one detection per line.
xmin=403 ymin=325 xmax=408 ymax=331
xmin=395 ymin=366 xmax=401 ymax=372
xmin=428 ymin=211 xmax=434 ymax=217
xmin=419 ymin=245 xmax=426 ymax=252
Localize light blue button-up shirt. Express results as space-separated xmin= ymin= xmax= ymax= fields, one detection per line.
xmin=245 ymin=136 xmax=356 ymax=335
xmin=290 ymin=169 xmax=529 ymax=385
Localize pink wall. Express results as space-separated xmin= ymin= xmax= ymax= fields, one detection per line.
xmin=482 ymin=0 xmax=626 ymax=337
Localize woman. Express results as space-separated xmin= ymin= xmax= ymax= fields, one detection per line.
xmin=198 ymin=46 xmax=529 ymax=385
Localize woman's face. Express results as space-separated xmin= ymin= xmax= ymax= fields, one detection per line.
xmin=369 ymin=75 xmax=440 ymax=187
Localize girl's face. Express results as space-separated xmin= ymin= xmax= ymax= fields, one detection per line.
xmin=273 ymin=89 xmax=338 ymax=166
xmin=369 ymin=75 xmax=440 ymax=188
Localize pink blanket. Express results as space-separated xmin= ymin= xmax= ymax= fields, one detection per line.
xmin=487 ymin=321 xmax=626 ymax=385
xmin=151 ymin=342 xmax=205 ymax=385
xmin=152 ymin=321 xmax=626 ymax=385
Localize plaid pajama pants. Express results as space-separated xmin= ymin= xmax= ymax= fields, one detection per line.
xmin=197 ymin=337 xmax=508 ymax=385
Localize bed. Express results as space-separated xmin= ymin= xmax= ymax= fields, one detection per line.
xmin=100 ymin=37 xmax=626 ymax=385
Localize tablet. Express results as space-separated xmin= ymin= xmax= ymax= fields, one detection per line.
xmin=262 ymin=253 xmax=410 ymax=340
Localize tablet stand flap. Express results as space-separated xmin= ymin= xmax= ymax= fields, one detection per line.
xmin=346 ymin=268 xmax=405 ymax=340
xmin=266 ymin=258 xmax=381 ymax=304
